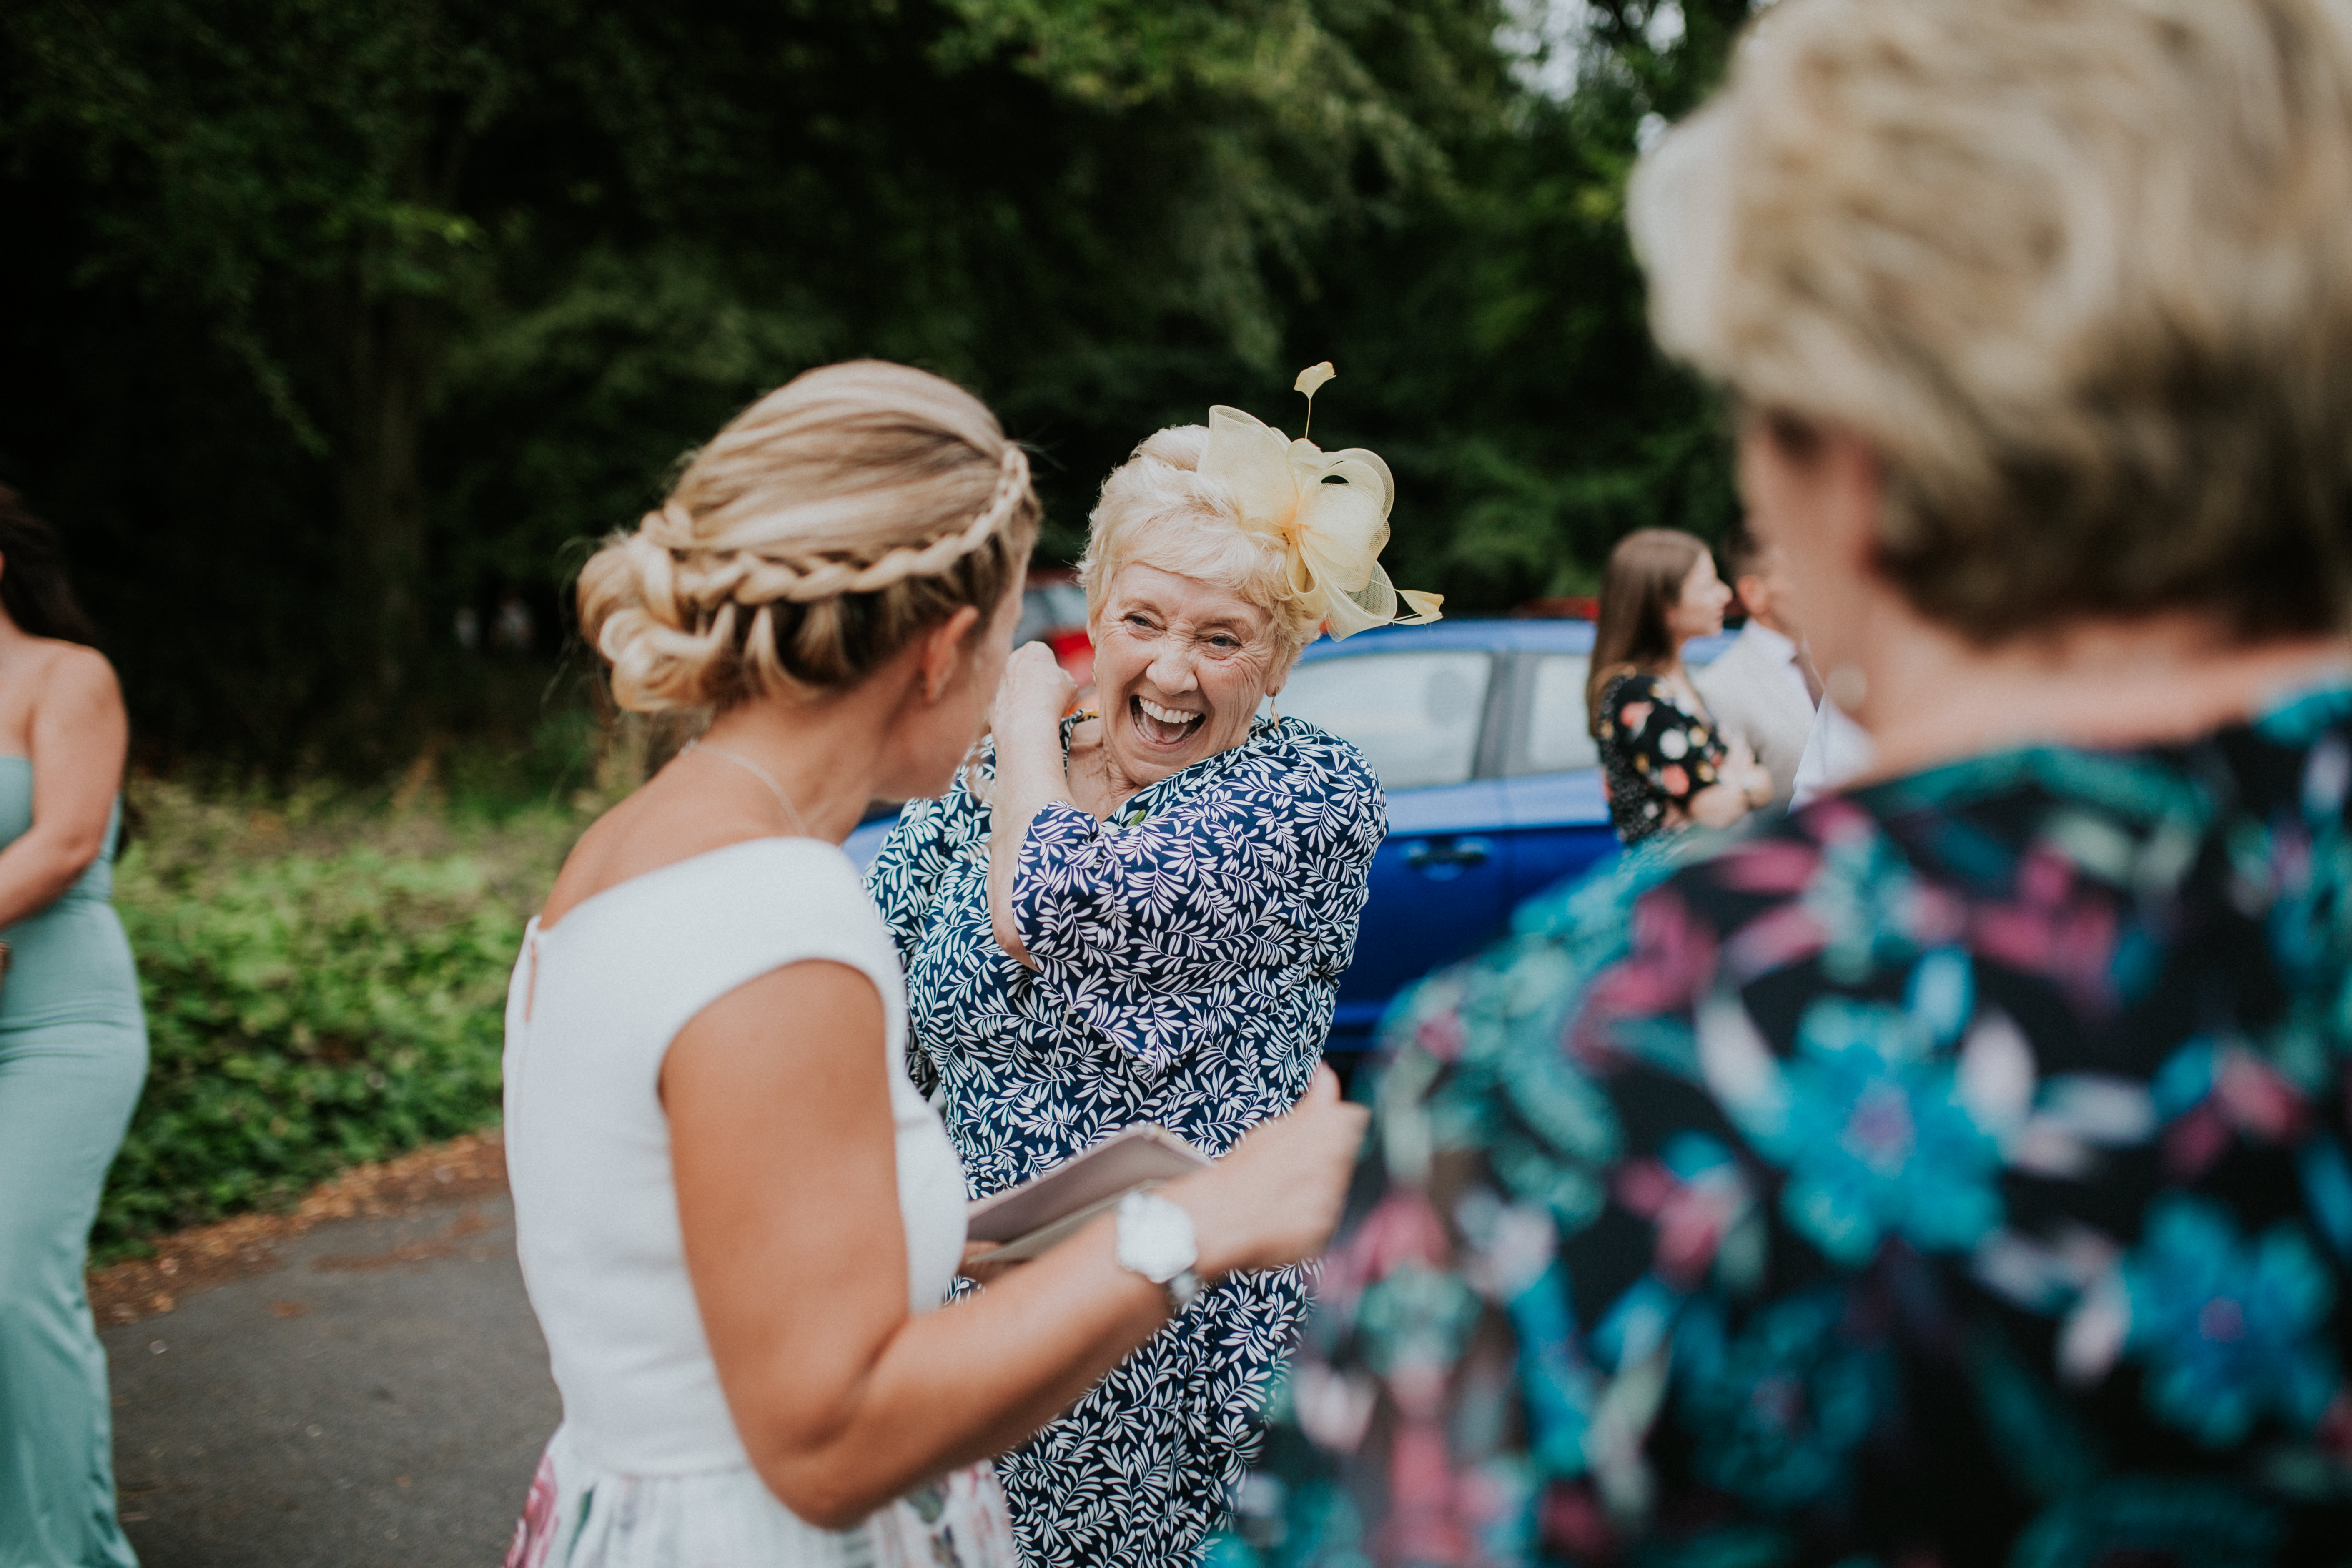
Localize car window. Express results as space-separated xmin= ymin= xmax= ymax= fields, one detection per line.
xmin=1507 ymin=653 xmax=1600 ymax=775
xmin=1280 ymin=650 xmax=1491 ymax=791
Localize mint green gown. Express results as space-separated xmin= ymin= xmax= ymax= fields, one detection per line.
xmin=0 ymin=758 xmax=144 ymax=1568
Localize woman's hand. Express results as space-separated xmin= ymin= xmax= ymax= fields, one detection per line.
xmin=1165 ymin=1065 xmax=1370 ymax=1278
xmin=1688 ymin=739 xmax=1772 ymax=829
xmin=991 ymin=642 xmax=1077 ymax=745
xmin=1724 ymin=738 xmax=1775 ymax=808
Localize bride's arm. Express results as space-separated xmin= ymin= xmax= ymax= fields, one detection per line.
xmin=665 ymin=959 xmax=1362 ymax=1528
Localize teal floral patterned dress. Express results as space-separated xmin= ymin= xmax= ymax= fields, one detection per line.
xmin=1221 ymin=682 xmax=2352 ymax=1567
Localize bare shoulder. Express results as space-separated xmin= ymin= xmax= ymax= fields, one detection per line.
xmin=35 ymin=642 xmax=123 ymax=707
xmin=540 ymin=770 xmax=776 ymax=928
xmin=18 ymin=642 xmax=124 ymax=743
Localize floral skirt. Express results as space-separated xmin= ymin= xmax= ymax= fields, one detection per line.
xmin=504 ymin=1426 xmax=1018 ymax=1568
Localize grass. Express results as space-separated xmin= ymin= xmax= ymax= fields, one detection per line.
xmin=89 ymin=717 xmax=671 ymax=1262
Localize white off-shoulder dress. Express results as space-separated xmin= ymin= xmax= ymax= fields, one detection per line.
xmin=500 ymin=838 xmax=1015 ymax=1568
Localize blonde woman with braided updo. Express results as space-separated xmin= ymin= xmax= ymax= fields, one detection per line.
xmin=499 ymin=361 xmax=1367 ymax=1568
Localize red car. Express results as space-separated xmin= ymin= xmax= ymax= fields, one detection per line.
xmin=1016 ymin=570 xmax=1094 ymax=695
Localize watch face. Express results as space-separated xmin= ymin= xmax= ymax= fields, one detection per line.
xmin=1118 ymin=1191 xmax=1199 ymax=1283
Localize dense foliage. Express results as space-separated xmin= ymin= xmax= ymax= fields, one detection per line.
xmin=1 ymin=0 xmax=1753 ymax=772
xmin=95 ymin=780 xmax=578 ymax=1257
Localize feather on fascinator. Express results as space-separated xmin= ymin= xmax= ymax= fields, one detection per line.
xmin=1201 ymin=363 xmax=1444 ymax=641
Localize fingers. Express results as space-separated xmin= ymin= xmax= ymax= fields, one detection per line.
xmin=958 ymin=1240 xmax=1020 ymax=1284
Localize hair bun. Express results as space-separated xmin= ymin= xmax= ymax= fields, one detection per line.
xmin=578 ymin=361 xmax=1039 ymax=713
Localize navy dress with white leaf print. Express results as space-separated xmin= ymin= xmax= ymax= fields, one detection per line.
xmin=867 ymin=714 xmax=1384 ymax=1568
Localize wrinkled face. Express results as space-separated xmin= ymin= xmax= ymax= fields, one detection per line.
xmin=1089 ymin=562 xmax=1291 ymax=789
xmin=1665 ymin=552 xmax=1733 ymax=644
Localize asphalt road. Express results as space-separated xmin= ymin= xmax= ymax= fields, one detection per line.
xmin=103 ymin=1194 xmax=559 ymax=1568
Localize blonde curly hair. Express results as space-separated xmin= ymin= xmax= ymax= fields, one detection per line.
xmin=1630 ymin=0 xmax=2352 ymax=642
xmin=1079 ymin=425 xmax=1320 ymax=654
xmin=578 ymin=361 xmax=1041 ymax=712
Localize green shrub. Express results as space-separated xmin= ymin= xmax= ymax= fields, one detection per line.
xmin=94 ymin=781 xmax=581 ymax=1259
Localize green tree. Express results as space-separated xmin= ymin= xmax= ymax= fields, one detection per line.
xmin=0 ymin=0 xmax=1759 ymax=766
xmin=6 ymin=0 xmax=530 ymax=702
xmin=3 ymin=0 xmax=1504 ymax=759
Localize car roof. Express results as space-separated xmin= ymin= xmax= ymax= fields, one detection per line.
xmin=1294 ymin=617 xmax=1597 ymax=662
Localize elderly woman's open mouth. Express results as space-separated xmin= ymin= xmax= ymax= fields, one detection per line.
xmin=1128 ymin=694 xmax=1206 ymax=750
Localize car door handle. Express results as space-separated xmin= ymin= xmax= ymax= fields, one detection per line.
xmin=1405 ymin=836 xmax=1492 ymax=873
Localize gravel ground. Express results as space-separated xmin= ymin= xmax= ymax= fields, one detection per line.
xmin=103 ymin=1193 xmax=558 ymax=1568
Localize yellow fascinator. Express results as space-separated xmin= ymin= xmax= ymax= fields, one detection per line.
xmin=1201 ymin=363 xmax=1444 ymax=641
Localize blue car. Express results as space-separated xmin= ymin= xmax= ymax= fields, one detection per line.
xmin=844 ymin=618 xmax=1729 ymax=1056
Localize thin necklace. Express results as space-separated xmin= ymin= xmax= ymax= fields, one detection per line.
xmin=682 ymin=738 xmax=810 ymax=838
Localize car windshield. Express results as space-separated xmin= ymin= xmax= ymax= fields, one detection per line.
xmin=1279 ymin=650 xmax=1491 ymax=791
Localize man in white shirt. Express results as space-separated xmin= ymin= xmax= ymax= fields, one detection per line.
xmin=1695 ymin=531 xmax=1818 ymax=802
xmin=1790 ymin=697 xmax=1874 ymax=805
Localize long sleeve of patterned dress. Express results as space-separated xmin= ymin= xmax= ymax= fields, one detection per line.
xmin=1011 ymin=745 xmax=1384 ymax=1081
xmin=1224 ymin=684 xmax=2352 ymax=1568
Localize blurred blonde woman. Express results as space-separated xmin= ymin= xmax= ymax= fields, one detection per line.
xmin=500 ymin=361 xmax=1366 ymax=1568
xmin=1236 ymin=1 xmax=2352 ymax=1562
xmin=867 ymin=385 xmax=1439 ymax=1565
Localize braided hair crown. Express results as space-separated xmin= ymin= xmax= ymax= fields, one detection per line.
xmin=579 ymin=361 xmax=1040 ymax=712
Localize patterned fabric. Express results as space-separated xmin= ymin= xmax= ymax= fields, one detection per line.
xmin=1596 ymin=671 xmax=1728 ymax=845
xmin=1222 ymin=683 xmax=2352 ymax=1568
xmin=868 ymin=714 xmax=1385 ymax=1567
xmin=503 ymin=1428 xmax=1018 ymax=1568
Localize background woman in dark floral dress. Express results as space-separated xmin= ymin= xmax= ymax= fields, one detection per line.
xmin=1587 ymin=529 xmax=1772 ymax=846
xmin=1221 ymin=2 xmax=2352 ymax=1563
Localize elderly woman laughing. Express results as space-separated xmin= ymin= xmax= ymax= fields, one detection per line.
xmin=867 ymin=372 xmax=1438 ymax=1567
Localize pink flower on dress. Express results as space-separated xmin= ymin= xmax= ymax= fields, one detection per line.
xmin=1575 ymin=887 xmax=1721 ymax=1067
xmin=1615 ymin=1155 xmax=1750 ymax=1288
xmin=1381 ymin=1416 xmax=1482 ymax=1567
xmin=1715 ymin=838 xmax=1823 ymax=896
xmin=1973 ymin=847 xmax=2121 ymax=1015
xmin=504 ymin=1449 xmax=558 ymax=1568
xmin=1321 ymin=1191 xmax=1451 ymax=1308
xmin=1659 ymin=764 xmax=1690 ymax=797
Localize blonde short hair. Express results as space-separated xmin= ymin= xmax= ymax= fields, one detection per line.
xmin=1078 ymin=425 xmax=1318 ymax=652
xmin=1630 ymin=0 xmax=2352 ymax=641
xmin=579 ymin=361 xmax=1039 ymax=712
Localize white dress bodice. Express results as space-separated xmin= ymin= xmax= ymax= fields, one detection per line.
xmin=501 ymin=838 xmax=972 ymax=1478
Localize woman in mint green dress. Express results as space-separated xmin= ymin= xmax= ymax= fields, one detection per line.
xmin=0 ymin=488 xmax=144 ymax=1568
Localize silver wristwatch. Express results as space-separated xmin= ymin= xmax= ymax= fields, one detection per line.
xmin=1115 ymin=1189 xmax=1201 ymax=1314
